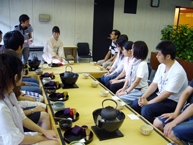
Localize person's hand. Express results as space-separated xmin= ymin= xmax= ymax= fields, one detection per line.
xmin=110 ymin=79 xmax=121 ymax=84
xmin=34 ymin=106 xmax=45 ymax=112
xmin=99 ymin=61 xmax=105 ymax=66
xmin=104 ymin=72 xmax=110 ymax=76
xmin=24 ymin=40 xmax=28 ymax=44
xmin=138 ymin=97 xmax=148 ymax=107
xmin=58 ymin=57 xmax=63 ymax=62
xmin=22 ymin=82 xmax=30 ymax=86
xmin=26 ymin=97 xmax=36 ymax=102
xmin=106 ymin=65 xmax=111 ymax=70
xmin=42 ymin=130 xmax=58 ymax=140
xmin=161 ymin=113 xmax=178 ymax=123
xmin=28 ymin=38 xmax=33 ymax=44
xmin=163 ymin=121 xmax=177 ymax=136
xmin=116 ymin=89 xmax=125 ymax=96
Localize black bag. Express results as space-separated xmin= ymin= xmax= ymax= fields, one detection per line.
xmin=28 ymin=53 xmax=41 ymax=71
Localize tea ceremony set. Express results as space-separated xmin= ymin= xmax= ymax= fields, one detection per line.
xmin=29 ymin=62 xmax=172 ymax=145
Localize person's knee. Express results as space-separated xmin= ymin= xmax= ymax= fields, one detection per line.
xmin=131 ymin=99 xmax=139 ymax=109
xmin=153 ymin=118 xmax=163 ymax=131
xmin=50 ymin=140 xmax=59 ymax=145
xmin=109 ymin=84 xmax=116 ymax=94
xmin=167 ymin=130 xmax=181 ymax=144
xmin=39 ymin=112 xmax=50 ymax=122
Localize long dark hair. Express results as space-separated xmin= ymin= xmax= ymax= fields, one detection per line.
xmin=0 ymin=53 xmax=23 ymax=99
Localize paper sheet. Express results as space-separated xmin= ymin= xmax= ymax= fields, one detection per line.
xmin=128 ymin=114 xmax=140 ymax=120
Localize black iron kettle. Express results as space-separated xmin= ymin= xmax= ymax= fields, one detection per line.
xmin=100 ymin=98 xmax=118 ymax=120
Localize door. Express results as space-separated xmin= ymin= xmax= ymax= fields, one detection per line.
xmin=92 ymin=0 xmax=115 ymax=61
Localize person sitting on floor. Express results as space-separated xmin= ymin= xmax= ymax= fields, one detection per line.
xmin=116 ymin=41 xmax=149 ymax=105
xmin=131 ymin=40 xmax=188 ymax=123
xmin=13 ymin=86 xmax=50 ymax=132
xmin=153 ymin=79 xmax=193 ymax=145
xmin=97 ymin=29 xmax=120 ymax=68
xmin=42 ymin=26 xmax=66 ymax=65
xmin=100 ymin=37 xmax=128 ymax=87
xmin=105 ymin=34 xmax=129 ymax=70
xmin=0 ymin=53 xmax=58 ymax=145
xmin=3 ymin=30 xmax=42 ymax=94
xmin=108 ymin=41 xmax=133 ymax=93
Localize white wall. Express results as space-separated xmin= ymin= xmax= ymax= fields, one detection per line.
xmin=0 ymin=0 xmax=192 ymax=59
xmin=0 ymin=0 xmax=94 ymax=47
xmin=114 ymin=0 xmax=193 ymax=58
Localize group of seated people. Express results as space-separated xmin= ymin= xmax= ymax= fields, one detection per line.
xmin=1 ymin=26 xmax=193 ymax=145
xmin=98 ymin=30 xmax=193 ymax=145
xmin=0 ymin=30 xmax=59 ymax=144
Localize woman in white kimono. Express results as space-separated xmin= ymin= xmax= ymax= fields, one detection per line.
xmin=42 ymin=26 xmax=66 ymax=64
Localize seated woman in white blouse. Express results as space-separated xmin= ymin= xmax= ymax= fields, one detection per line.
xmin=0 ymin=53 xmax=58 ymax=145
xmin=116 ymin=41 xmax=149 ymax=106
xmin=42 ymin=26 xmax=66 ymax=65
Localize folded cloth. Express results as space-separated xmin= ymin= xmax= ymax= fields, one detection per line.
xmin=71 ymin=125 xmax=82 ymax=135
xmin=41 ymin=72 xmax=55 ymax=79
xmin=64 ymin=108 xmax=70 ymax=115
xmin=44 ymin=81 xmax=60 ymax=89
xmin=56 ymin=93 xmax=64 ymax=99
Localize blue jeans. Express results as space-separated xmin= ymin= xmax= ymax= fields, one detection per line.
xmin=101 ymin=73 xmax=119 ymax=87
xmin=22 ymin=78 xmax=39 ymax=84
xmin=131 ymin=91 xmax=177 ymax=123
xmin=23 ymin=82 xmax=39 ymax=87
xmin=119 ymin=89 xmax=143 ymax=106
xmin=19 ymin=47 xmax=29 ymax=64
xmin=173 ymin=120 xmax=193 ymax=142
xmin=158 ymin=104 xmax=193 ymax=143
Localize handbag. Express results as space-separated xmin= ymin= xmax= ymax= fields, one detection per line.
xmin=28 ymin=53 xmax=41 ymax=70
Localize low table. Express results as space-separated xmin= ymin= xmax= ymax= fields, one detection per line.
xmin=44 ymin=75 xmax=172 ymax=145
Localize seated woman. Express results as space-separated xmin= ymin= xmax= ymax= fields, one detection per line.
xmin=0 ymin=53 xmax=58 ymax=145
xmin=153 ymin=79 xmax=193 ymax=145
xmin=100 ymin=38 xmax=127 ymax=87
xmin=105 ymin=34 xmax=129 ymax=71
xmin=42 ymin=26 xmax=66 ymax=65
xmin=109 ymin=41 xmax=133 ymax=93
xmin=116 ymin=41 xmax=149 ymax=105
xmin=13 ymin=84 xmax=49 ymax=133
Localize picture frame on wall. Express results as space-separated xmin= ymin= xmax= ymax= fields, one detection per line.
xmin=150 ymin=0 xmax=160 ymax=7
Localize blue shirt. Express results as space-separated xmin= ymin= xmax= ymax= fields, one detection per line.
xmin=13 ymin=24 xmax=33 ymax=48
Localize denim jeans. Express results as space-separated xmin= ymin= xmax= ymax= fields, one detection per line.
xmin=173 ymin=120 xmax=193 ymax=142
xmin=19 ymin=47 xmax=29 ymax=64
xmin=22 ymin=78 xmax=39 ymax=84
xmin=119 ymin=89 xmax=143 ymax=106
xmin=100 ymin=73 xmax=119 ymax=88
xmin=131 ymin=91 xmax=177 ymax=123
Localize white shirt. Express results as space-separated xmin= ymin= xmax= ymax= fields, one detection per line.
xmin=134 ymin=61 xmax=148 ymax=93
xmin=0 ymin=100 xmax=38 ymax=145
xmin=123 ymin=57 xmax=131 ymax=72
xmin=111 ymin=52 xmax=125 ymax=74
xmin=0 ymin=100 xmax=26 ymax=145
xmin=153 ymin=60 xmax=188 ymax=102
xmin=126 ymin=61 xmax=149 ymax=93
